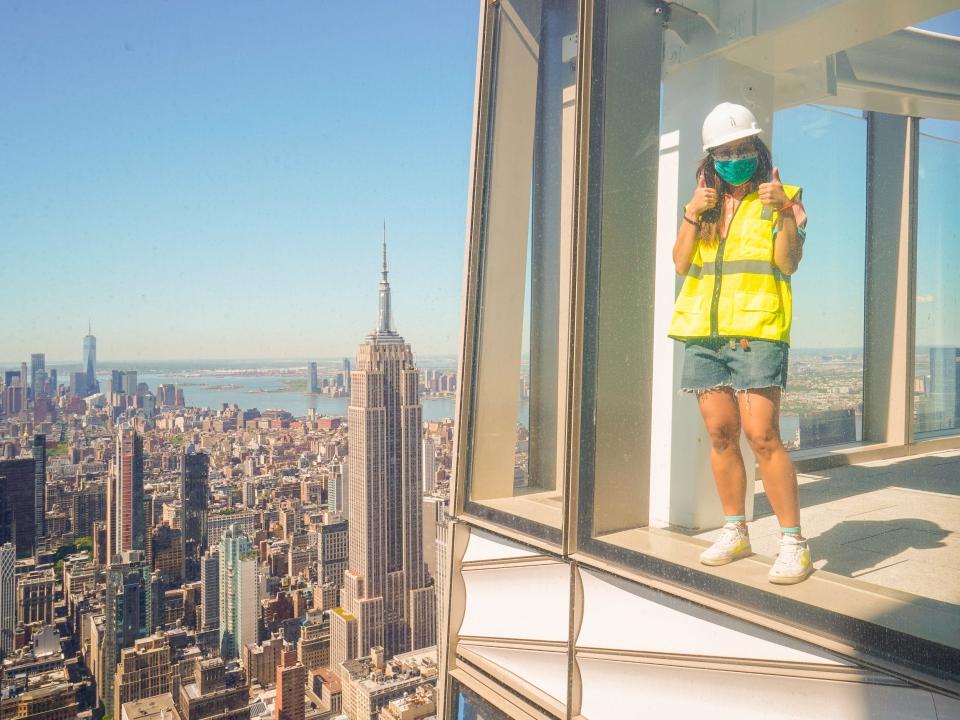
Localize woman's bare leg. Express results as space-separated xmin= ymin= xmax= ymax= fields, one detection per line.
xmin=697 ymin=388 xmax=746 ymax=517
xmin=737 ymin=387 xmax=801 ymax=531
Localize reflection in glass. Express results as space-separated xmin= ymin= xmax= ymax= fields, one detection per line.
xmin=773 ymin=105 xmax=866 ymax=450
xmin=465 ymin=0 xmax=577 ymax=531
xmin=450 ymin=680 xmax=510 ymax=720
xmin=914 ymin=119 xmax=960 ymax=436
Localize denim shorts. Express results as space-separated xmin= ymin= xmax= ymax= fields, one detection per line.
xmin=680 ymin=337 xmax=788 ymax=393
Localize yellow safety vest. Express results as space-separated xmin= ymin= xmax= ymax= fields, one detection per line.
xmin=668 ymin=185 xmax=801 ymax=344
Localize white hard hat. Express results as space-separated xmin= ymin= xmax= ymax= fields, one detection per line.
xmin=702 ymin=102 xmax=762 ymax=152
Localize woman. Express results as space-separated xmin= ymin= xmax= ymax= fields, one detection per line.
xmin=668 ymin=102 xmax=811 ymax=584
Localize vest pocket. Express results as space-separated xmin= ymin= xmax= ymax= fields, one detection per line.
xmin=673 ymin=294 xmax=703 ymax=313
xmin=734 ymin=291 xmax=780 ymax=313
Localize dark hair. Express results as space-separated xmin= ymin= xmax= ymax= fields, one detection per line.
xmin=695 ymin=136 xmax=773 ymax=245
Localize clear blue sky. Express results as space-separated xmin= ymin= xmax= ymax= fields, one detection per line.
xmin=2 ymin=5 xmax=957 ymax=363
xmin=1 ymin=1 xmax=480 ymax=362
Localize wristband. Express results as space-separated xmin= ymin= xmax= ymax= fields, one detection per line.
xmin=682 ymin=214 xmax=700 ymax=227
xmin=777 ymin=202 xmax=795 ymax=214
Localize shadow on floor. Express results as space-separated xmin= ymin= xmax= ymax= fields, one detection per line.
xmin=808 ymin=518 xmax=948 ymax=577
xmin=753 ymin=452 xmax=960 ymax=518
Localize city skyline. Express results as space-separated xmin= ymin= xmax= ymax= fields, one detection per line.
xmin=4 ymin=7 xmax=958 ymax=362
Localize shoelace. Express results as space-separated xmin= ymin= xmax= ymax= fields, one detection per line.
xmin=777 ymin=540 xmax=805 ymax=563
xmin=719 ymin=525 xmax=745 ymax=547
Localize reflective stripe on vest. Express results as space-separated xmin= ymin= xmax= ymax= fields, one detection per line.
xmin=668 ymin=185 xmax=800 ymax=344
xmin=685 ymin=260 xmax=791 ymax=283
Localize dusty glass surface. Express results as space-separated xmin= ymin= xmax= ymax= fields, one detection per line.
xmin=464 ymin=0 xmax=578 ymax=533
xmin=774 ymin=106 xmax=866 ymax=450
xmin=914 ymin=119 xmax=960 ymax=436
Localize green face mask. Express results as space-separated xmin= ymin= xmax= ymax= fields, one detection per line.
xmin=714 ymin=155 xmax=758 ymax=186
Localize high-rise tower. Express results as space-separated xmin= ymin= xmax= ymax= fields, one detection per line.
xmin=219 ymin=525 xmax=259 ymax=660
xmin=102 ymin=551 xmax=157 ymax=716
xmin=0 ymin=542 xmax=14 ymax=656
xmin=30 ymin=354 xmax=46 ymax=399
xmin=109 ymin=428 xmax=145 ymax=558
xmin=32 ymin=435 xmax=46 ymax=548
xmin=83 ymin=323 xmax=98 ymax=395
xmin=331 ymin=233 xmax=435 ymax=672
xmin=181 ymin=447 xmax=209 ymax=582
xmin=0 ymin=457 xmax=37 ymax=557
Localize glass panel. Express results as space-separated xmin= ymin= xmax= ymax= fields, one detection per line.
xmin=449 ymin=679 xmax=512 ymax=720
xmin=464 ymin=0 xmax=578 ymax=536
xmin=773 ymin=106 xmax=867 ymax=450
xmin=576 ymin=0 xmax=663 ymax=542
xmin=914 ymin=118 xmax=960 ymax=436
xmin=575 ymin=12 xmax=960 ymax=679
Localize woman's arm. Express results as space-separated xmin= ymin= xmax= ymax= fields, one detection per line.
xmin=759 ymin=167 xmax=805 ymax=276
xmin=773 ymin=209 xmax=803 ymax=276
xmin=673 ymin=213 xmax=699 ymax=276
xmin=674 ymin=176 xmax=715 ymax=275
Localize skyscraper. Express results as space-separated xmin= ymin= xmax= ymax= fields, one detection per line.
xmin=200 ymin=547 xmax=221 ymax=632
xmin=275 ymin=647 xmax=306 ymax=720
xmin=0 ymin=542 xmax=14 ymax=656
xmin=332 ymin=237 xmax=434 ymax=672
xmin=30 ymin=353 xmax=46 ymax=399
xmin=83 ymin=324 xmax=99 ymax=395
xmin=20 ymin=361 xmax=28 ymax=414
xmin=102 ymin=550 xmax=157 ymax=716
xmin=109 ymin=428 xmax=145 ymax=558
xmin=122 ymin=370 xmax=139 ymax=398
xmin=929 ymin=347 xmax=960 ymax=429
xmin=219 ymin=525 xmax=259 ymax=660
xmin=422 ymin=437 xmax=437 ymax=494
xmin=307 ymin=362 xmax=319 ymax=394
xmin=0 ymin=457 xmax=37 ymax=557
xmin=32 ymin=434 xmax=46 ymax=547
xmin=157 ymin=384 xmax=176 ymax=407
xmin=342 ymin=357 xmax=352 ymax=393
xmin=181 ymin=447 xmax=209 ymax=582
xmin=317 ymin=513 xmax=348 ymax=612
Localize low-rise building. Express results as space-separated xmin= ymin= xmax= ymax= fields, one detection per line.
xmin=113 ymin=634 xmax=173 ymax=715
xmin=340 ymin=646 xmax=438 ymax=720
xmin=16 ymin=568 xmax=55 ymax=627
xmin=177 ymin=656 xmax=248 ymax=720
xmin=121 ymin=692 xmax=183 ymax=720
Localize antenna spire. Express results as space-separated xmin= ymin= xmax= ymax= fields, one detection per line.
xmin=376 ymin=222 xmax=394 ymax=334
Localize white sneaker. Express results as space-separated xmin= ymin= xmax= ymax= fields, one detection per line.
xmin=700 ymin=522 xmax=752 ymax=566
xmin=768 ymin=534 xmax=813 ymax=584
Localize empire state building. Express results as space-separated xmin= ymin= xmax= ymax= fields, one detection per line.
xmin=331 ymin=237 xmax=436 ymax=670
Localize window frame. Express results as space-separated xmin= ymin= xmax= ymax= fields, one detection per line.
xmin=453 ymin=0 xmax=960 ymax=694
xmin=457 ymin=0 xmax=581 ymax=548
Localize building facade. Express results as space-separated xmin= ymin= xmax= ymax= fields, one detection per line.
xmin=332 ymin=240 xmax=435 ymax=671
xmin=110 ymin=428 xmax=145 ymax=558
xmin=219 ymin=525 xmax=259 ymax=660
xmin=82 ymin=328 xmax=98 ymax=395
xmin=181 ymin=448 xmax=210 ymax=582
xmin=0 ymin=458 xmax=37 ymax=557
xmin=275 ymin=647 xmax=306 ymax=720
xmin=15 ymin=568 xmax=55 ymax=627
xmin=113 ymin=634 xmax=173 ymax=714
xmin=102 ymin=551 xmax=157 ymax=716
xmin=0 ymin=543 xmax=13 ymax=655
xmin=32 ymin=434 xmax=46 ymax=548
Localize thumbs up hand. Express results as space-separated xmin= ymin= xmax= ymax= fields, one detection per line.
xmin=687 ymin=173 xmax=718 ymax=217
xmin=759 ymin=166 xmax=789 ymax=210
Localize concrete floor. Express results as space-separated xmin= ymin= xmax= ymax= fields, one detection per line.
xmin=698 ymin=449 xmax=960 ymax=606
